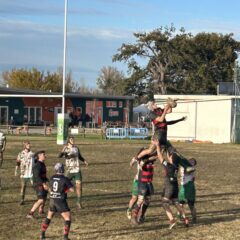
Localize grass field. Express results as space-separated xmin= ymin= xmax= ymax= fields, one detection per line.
xmin=1 ymin=135 xmax=240 ymax=240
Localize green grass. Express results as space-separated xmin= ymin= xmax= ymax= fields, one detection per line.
xmin=1 ymin=135 xmax=240 ymax=239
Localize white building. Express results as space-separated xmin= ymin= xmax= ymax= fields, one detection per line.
xmin=154 ymin=95 xmax=240 ymax=144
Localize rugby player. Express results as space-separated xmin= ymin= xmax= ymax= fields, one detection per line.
xmin=15 ymin=141 xmax=34 ymax=205
xmin=154 ymin=140 xmax=189 ymax=229
xmin=40 ymin=163 xmax=74 ymax=240
xmin=26 ymin=150 xmax=48 ymax=218
xmin=178 ymin=158 xmax=197 ymax=223
xmin=58 ymin=135 xmax=88 ymax=209
xmin=137 ymin=100 xmax=187 ymax=162
xmin=131 ymin=148 xmax=158 ymax=224
xmin=127 ymin=148 xmax=145 ymax=219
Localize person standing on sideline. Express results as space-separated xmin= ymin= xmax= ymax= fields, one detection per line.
xmin=58 ymin=136 xmax=88 ymax=208
xmin=15 ymin=141 xmax=34 ymax=205
xmin=40 ymin=163 xmax=74 ymax=240
xmin=0 ymin=130 xmax=6 ymax=168
xmin=26 ymin=150 xmax=48 ymax=218
xmin=0 ymin=130 xmax=6 ymax=189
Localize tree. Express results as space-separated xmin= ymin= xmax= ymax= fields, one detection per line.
xmin=113 ymin=25 xmax=240 ymax=97
xmin=113 ymin=24 xmax=192 ymax=95
xmin=96 ymin=66 xmax=126 ymax=95
xmin=2 ymin=67 xmax=80 ymax=92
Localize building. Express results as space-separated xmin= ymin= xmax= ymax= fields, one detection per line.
xmin=0 ymin=87 xmax=134 ymax=127
xmin=154 ymin=94 xmax=240 ymax=144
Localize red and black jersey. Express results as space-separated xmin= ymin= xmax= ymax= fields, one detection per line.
xmin=138 ymin=160 xmax=155 ymax=183
xmin=149 ymin=108 xmax=167 ymax=131
xmin=33 ymin=161 xmax=48 ymax=187
xmin=49 ymin=174 xmax=73 ymax=200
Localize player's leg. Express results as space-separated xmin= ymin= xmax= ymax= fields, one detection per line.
xmin=76 ymin=180 xmax=83 ymax=208
xmin=20 ymin=178 xmax=27 ymax=205
xmin=38 ymin=190 xmax=48 ymax=214
xmin=162 ymin=183 xmax=178 ymax=229
xmin=173 ymin=199 xmax=189 ymax=226
xmin=0 ymin=151 xmax=3 ymax=168
xmin=27 ymin=199 xmax=44 ymax=218
xmin=27 ymin=187 xmax=47 ymax=218
xmin=127 ymin=179 xmax=138 ymax=219
xmin=40 ymin=211 xmax=54 ymax=240
xmin=138 ymin=183 xmax=154 ymax=223
xmin=131 ymin=194 xmax=144 ymax=224
xmin=188 ymin=200 xmax=197 ymax=223
xmin=61 ymin=211 xmax=71 ymax=240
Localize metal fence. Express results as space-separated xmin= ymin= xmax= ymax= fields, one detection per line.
xmin=105 ymin=127 xmax=149 ymax=139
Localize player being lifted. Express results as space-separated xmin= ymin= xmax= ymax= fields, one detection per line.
xmin=58 ymin=135 xmax=88 ymax=209
xmin=15 ymin=141 xmax=34 ymax=205
xmin=137 ymin=99 xmax=193 ymax=171
xmin=40 ymin=163 xmax=74 ymax=240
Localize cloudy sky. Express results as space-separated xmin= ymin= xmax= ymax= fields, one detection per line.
xmin=0 ymin=0 xmax=240 ymax=88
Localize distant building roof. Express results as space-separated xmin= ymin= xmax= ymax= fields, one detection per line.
xmin=0 ymin=86 xmax=134 ymax=100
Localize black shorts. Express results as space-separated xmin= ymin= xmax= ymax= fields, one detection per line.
xmin=49 ymin=199 xmax=70 ymax=213
xmin=153 ymin=129 xmax=167 ymax=146
xmin=35 ymin=185 xmax=48 ymax=200
xmin=162 ymin=180 xmax=179 ymax=201
xmin=138 ymin=182 xmax=154 ymax=197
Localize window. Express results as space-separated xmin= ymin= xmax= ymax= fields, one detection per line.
xmin=24 ymin=107 xmax=42 ymax=123
xmin=119 ymin=101 xmax=123 ymax=108
xmin=106 ymin=101 xmax=117 ymax=108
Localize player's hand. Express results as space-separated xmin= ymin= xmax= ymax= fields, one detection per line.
xmin=84 ymin=161 xmax=88 ymax=167
xmin=130 ymin=157 xmax=137 ymax=167
xmin=151 ymin=139 xmax=159 ymax=146
xmin=182 ymin=116 xmax=187 ymax=121
xmin=43 ymin=183 xmax=48 ymax=191
xmin=164 ymin=104 xmax=171 ymax=111
xmin=14 ymin=170 xmax=18 ymax=176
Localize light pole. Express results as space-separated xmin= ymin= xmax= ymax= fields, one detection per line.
xmin=62 ymin=0 xmax=68 ymax=115
xmin=57 ymin=0 xmax=68 ymax=145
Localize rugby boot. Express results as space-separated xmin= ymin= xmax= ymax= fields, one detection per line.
xmin=169 ymin=219 xmax=177 ymax=229
xmin=183 ymin=217 xmax=189 ymax=227
xmin=126 ymin=209 xmax=132 ymax=220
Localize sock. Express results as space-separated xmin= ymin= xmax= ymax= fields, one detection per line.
xmin=140 ymin=202 xmax=149 ymax=218
xmin=41 ymin=218 xmax=51 ymax=236
xmin=64 ymin=220 xmax=71 ymax=238
xmin=77 ymin=196 xmax=81 ymax=204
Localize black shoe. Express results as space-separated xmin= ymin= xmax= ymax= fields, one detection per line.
xmin=138 ymin=216 xmax=145 ymax=224
xmin=26 ymin=213 xmax=35 ymax=219
xmin=20 ymin=200 xmax=24 ymax=205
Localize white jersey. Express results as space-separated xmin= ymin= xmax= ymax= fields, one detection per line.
xmin=17 ymin=150 xmax=34 ymax=178
xmin=64 ymin=145 xmax=81 ymax=173
xmin=179 ymin=166 xmax=195 ymax=185
xmin=130 ymin=158 xmax=141 ymax=181
xmin=0 ymin=132 xmax=6 ymax=147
